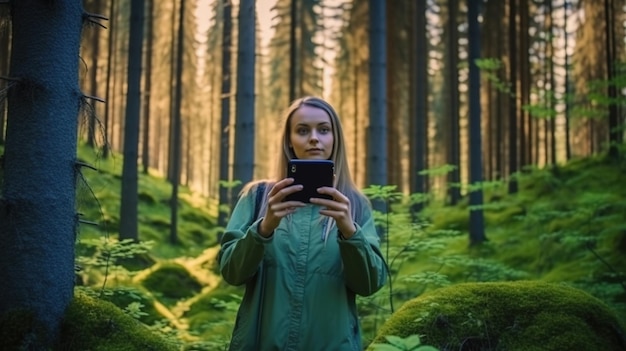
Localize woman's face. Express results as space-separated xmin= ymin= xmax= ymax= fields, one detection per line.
xmin=289 ymin=105 xmax=334 ymax=160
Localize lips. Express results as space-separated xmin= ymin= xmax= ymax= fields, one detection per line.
xmin=307 ymin=148 xmax=323 ymax=152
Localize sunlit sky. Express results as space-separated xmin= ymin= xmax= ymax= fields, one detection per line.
xmin=196 ymin=0 xmax=277 ymax=52
xmin=197 ymin=0 xmax=339 ymax=98
xmin=256 ymin=0 xmax=278 ymax=49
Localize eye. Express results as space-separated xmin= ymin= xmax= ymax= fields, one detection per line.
xmin=319 ymin=126 xmax=331 ymax=134
xmin=296 ymin=127 xmax=309 ymax=135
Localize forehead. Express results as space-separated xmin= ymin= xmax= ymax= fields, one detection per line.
xmin=291 ymin=105 xmax=331 ymax=125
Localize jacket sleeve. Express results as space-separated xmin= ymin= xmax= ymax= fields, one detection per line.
xmin=338 ymin=203 xmax=388 ymax=296
xmin=217 ymin=190 xmax=273 ymax=286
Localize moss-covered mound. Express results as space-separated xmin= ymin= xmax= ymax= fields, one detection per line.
xmin=370 ymin=281 xmax=626 ymax=351
xmin=57 ymin=292 xmax=178 ymax=351
xmin=141 ymin=262 xmax=202 ymax=303
xmin=185 ymin=284 xmax=243 ymax=337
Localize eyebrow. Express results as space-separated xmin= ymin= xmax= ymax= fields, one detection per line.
xmin=295 ymin=121 xmax=331 ymax=127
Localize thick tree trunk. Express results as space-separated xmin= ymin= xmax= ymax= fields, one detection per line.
xmin=0 ymin=0 xmax=83 ymax=347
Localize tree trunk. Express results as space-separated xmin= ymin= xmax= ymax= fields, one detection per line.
xmin=170 ymin=0 xmax=186 ymax=245
xmin=167 ymin=0 xmax=178 ymax=183
xmin=0 ymin=1 xmax=82 ymax=347
xmin=233 ymin=0 xmax=256 ymax=198
xmin=605 ymin=0 xmax=620 ymax=159
xmin=467 ymin=0 xmax=486 ymax=246
xmin=289 ymin=0 xmax=299 ymax=101
xmin=87 ymin=0 xmax=100 ymax=148
xmin=142 ymin=0 xmax=154 ymax=174
xmin=519 ymin=0 xmax=531 ymax=167
xmin=446 ymin=0 xmax=461 ymax=205
xmin=103 ymin=0 xmax=118 ymax=158
xmin=547 ymin=0 xmax=557 ymax=165
xmin=409 ymin=0 xmax=429 ymax=216
xmin=367 ymin=0 xmax=387 ymax=190
xmin=217 ymin=0 xmax=233 ymax=230
xmin=563 ymin=0 xmax=571 ymax=161
xmin=0 ymin=13 xmax=10 ymax=145
xmin=119 ymin=0 xmax=145 ymax=242
xmin=508 ymin=0 xmax=519 ymax=194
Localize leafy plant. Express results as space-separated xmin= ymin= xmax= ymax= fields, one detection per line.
xmin=370 ymin=335 xmax=439 ymax=351
xmin=124 ymin=302 xmax=149 ymax=319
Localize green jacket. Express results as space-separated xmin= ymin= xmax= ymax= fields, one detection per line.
xmin=218 ymin=184 xmax=387 ymax=351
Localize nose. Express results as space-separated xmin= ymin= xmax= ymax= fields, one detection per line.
xmin=309 ymin=130 xmax=319 ymax=142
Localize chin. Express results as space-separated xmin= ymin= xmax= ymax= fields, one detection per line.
xmin=302 ymin=154 xmax=328 ymax=160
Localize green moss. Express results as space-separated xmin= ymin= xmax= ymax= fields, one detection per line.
xmin=483 ymin=201 xmax=525 ymax=226
xmin=141 ymin=262 xmax=202 ymax=303
xmin=370 ymin=281 xmax=626 ymax=351
xmin=57 ymin=292 xmax=178 ymax=351
xmin=426 ymin=206 xmax=470 ymax=231
xmin=186 ymin=286 xmax=241 ymax=321
xmin=183 ymin=286 xmax=242 ymax=340
xmin=138 ymin=191 xmax=157 ymax=204
xmin=180 ymin=209 xmax=214 ymax=229
xmin=116 ymin=252 xmax=156 ymax=272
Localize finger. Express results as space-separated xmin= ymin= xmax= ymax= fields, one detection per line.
xmin=269 ymin=201 xmax=305 ymax=214
xmin=270 ymin=178 xmax=296 ymax=195
xmin=310 ymin=195 xmax=349 ymax=208
xmin=318 ymin=202 xmax=349 ymax=214
xmin=316 ymin=187 xmax=347 ymax=202
xmin=274 ymin=184 xmax=304 ymax=202
xmin=272 ymin=206 xmax=301 ymax=218
xmin=318 ymin=209 xmax=351 ymax=224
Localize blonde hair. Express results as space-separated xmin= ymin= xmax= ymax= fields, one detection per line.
xmin=243 ymin=96 xmax=369 ymax=224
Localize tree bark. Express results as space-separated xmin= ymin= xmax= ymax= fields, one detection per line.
xmin=0 ymin=0 xmax=82 ymax=347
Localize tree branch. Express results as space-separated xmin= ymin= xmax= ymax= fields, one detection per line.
xmin=83 ymin=12 xmax=109 ymax=29
xmin=82 ymin=94 xmax=105 ymax=103
xmin=78 ymin=219 xmax=99 ymax=226
xmin=75 ymin=160 xmax=97 ymax=171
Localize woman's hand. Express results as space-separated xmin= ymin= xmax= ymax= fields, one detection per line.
xmin=258 ymin=178 xmax=306 ymax=237
xmin=310 ymin=187 xmax=357 ymax=238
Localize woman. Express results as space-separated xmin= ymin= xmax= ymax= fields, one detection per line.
xmin=218 ymin=96 xmax=387 ymax=350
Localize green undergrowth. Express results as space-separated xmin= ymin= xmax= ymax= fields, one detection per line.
xmin=362 ymin=154 xmax=626 ymax=344
xmin=76 ymin=142 xmax=219 ymax=260
xmin=2 ymin=143 xmax=625 ymax=349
